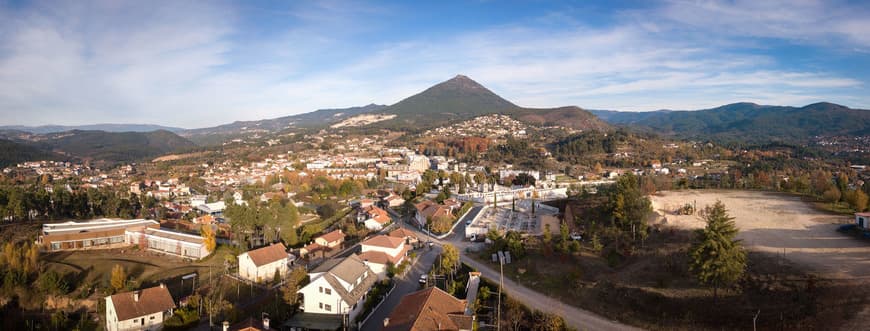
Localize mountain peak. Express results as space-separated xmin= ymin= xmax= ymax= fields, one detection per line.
xmin=435 ymin=74 xmax=488 ymax=91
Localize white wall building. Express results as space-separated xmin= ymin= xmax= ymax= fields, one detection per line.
xmin=238 ymin=243 xmax=292 ymax=283
xmin=298 ymin=255 xmax=378 ymax=322
xmin=105 ymin=284 xmax=176 ymax=331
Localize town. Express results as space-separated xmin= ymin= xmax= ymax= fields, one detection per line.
xmin=2 ymin=1 xmax=870 ymax=331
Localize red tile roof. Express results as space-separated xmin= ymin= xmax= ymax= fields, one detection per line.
xmin=244 ymin=243 xmax=288 ymax=267
xmin=362 ymin=235 xmax=405 ymax=249
xmin=381 ymin=287 xmax=471 ymax=331
xmin=389 ymin=228 xmax=418 ymax=241
xmin=318 ymin=229 xmax=345 ymax=244
xmin=109 ymin=285 xmax=176 ymax=322
xmin=364 ymin=206 xmax=391 ymax=224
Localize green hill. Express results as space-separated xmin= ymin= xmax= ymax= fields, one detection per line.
xmin=592 ymin=102 xmax=870 ymax=143
xmin=0 ymin=138 xmax=64 ymax=167
xmin=40 ymin=130 xmax=196 ymax=162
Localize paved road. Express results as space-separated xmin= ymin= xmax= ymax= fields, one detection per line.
xmin=360 ymin=243 xmax=442 ymax=331
xmin=409 ymin=211 xmax=642 ymax=331
xmin=460 ymin=255 xmax=641 ymax=331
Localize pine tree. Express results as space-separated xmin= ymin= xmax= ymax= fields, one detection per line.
xmin=688 ymin=200 xmax=747 ymax=298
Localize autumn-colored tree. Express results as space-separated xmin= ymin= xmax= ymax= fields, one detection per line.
xmin=201 ymin=225 xmax=216 ymax=253
xmin=110 ymin=264 xmax=126 ymax=291
xmin=281 ymin=267 xmax=309 ymax=306
xmin=823 ymin=187 xmax=842 ymax=205
xmin=855 ymin=190 xmax=869 ymax=212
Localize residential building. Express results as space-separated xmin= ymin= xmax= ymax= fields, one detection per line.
xmin=238 ymin=243 xmax=292 ymax=283
xmin=105 ymin=284 xmax=176 ymax=331
xmin=381 ymin=287 xmax=473 ymax=331
xmin=383 ymin=193 xmax=406 ymax=208
xmin=315 ymin=229 xmax=346 ymax=249
xmin=414 ymin=200 xmax=454 ymax=228
xmin=388 ymin=228 xmax=419 ymax=246
xmin=358 ymin=235 xmax=408 ymax=279
xmin=298 ymin=255 xmax=378 ymax=323
xmin=359 ymin=205 xmax=392 ymax=231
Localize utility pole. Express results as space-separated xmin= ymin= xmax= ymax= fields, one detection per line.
xmin=497 ymin=258 xmax=503 ymax=331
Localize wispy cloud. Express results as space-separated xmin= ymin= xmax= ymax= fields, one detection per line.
xmin=0 ymin=0 xmax=867 ymax=127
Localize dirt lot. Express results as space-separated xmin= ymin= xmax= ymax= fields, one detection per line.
xmin=651 ymin=190 xmax=869 ymax=278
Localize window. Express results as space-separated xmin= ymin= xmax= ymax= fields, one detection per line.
xmin=325 ymin=304 xmax=332 ymax=312
xmin=150 ymin=316 xmax=155 ymax=320
xmin=325 ymin=288 xmax=331 ymax=295
xmin=319 ymin=302 xmax=323 ymax=309
xmin=319 ymin=286 xmax=323 ymax=293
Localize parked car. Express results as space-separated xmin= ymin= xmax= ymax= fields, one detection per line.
xmin=838 ymin=224 xmax=857 ymax=232
xmin=570 ymin=232 xmax=583 ymax=241
xmin=419 ymin=274 xmax=428 ymax=284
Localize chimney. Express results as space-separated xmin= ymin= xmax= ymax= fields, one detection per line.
xmin=263 ymin=317 xmax=270 ymax=330
xmin=222 ymin=321 xmax=229 ymax=331
xmin=133 ymin=291 xmax=140 ymax=302
xmin=383 ymin=318 xmax=390 ymax=327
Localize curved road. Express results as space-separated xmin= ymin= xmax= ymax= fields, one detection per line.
xmin=415 ymin=210 xmax=642 ymax=331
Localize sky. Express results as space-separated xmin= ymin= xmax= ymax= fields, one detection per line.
xmin=1 ymin=0 xmax=869 ymax=128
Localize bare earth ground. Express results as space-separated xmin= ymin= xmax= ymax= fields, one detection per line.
xmin=651 ymin=190 xmax=869 ymax=279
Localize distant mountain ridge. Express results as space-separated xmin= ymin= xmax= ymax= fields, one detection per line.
xmin=0 ymin=123 xmax=185 ymax=134
xmin=180 ymin=104 xmax=388 ymax=138
xmin=0 ymin=130 xmax=196 ymax=164
xmin=180 ymin=75 xmax=610 ymax=138
xmin=591 ymin=102 xmax=870 ymax=142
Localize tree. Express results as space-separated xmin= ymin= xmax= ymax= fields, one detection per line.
xmin=440 ymin=244 xmax=460 ymax=275
xmin=856 ymin=190 xmax=869 ymax=212
xmin=110 ymin=264 xmax=126 ymax=292
xmin=428 ymin=215 xmax=453 ymax=234
xmin=201 ymin=225 xmax=216 ymax=253
xmin=281 ymin=267 xmax=308 ymax=306
xmin=688 ymin=201 xmax=747 ymax=298
xmin=610 ymin=174 xmax=652 ymax=244
xmin=823 ymin=187 xmax=841 ymax=205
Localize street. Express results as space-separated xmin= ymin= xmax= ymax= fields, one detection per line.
xmin=399 ymin=209 xmax=641 ymax=331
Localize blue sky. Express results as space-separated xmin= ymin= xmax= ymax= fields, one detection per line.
xmin=1 ymin=0 xmax=868 ymax=128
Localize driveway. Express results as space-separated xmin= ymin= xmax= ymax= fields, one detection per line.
xmin=360 ymin=243 xmax=442 ymax=331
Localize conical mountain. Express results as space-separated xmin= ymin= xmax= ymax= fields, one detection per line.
xmin=378 ymin=75 xmax=609 ymax=131
xmin=379 ymin=75 xmax=521 ymax=128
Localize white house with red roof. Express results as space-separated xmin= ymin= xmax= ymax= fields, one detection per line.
xmin=238 ymin=242 xmax=293 ymax=283
xmin=105 ymin=284 xmax=176 ymax=331
xmin=358 ymin=235 xmax=408 ymax=279
xmin=359 ymin=205 xmax=392 ymax=231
